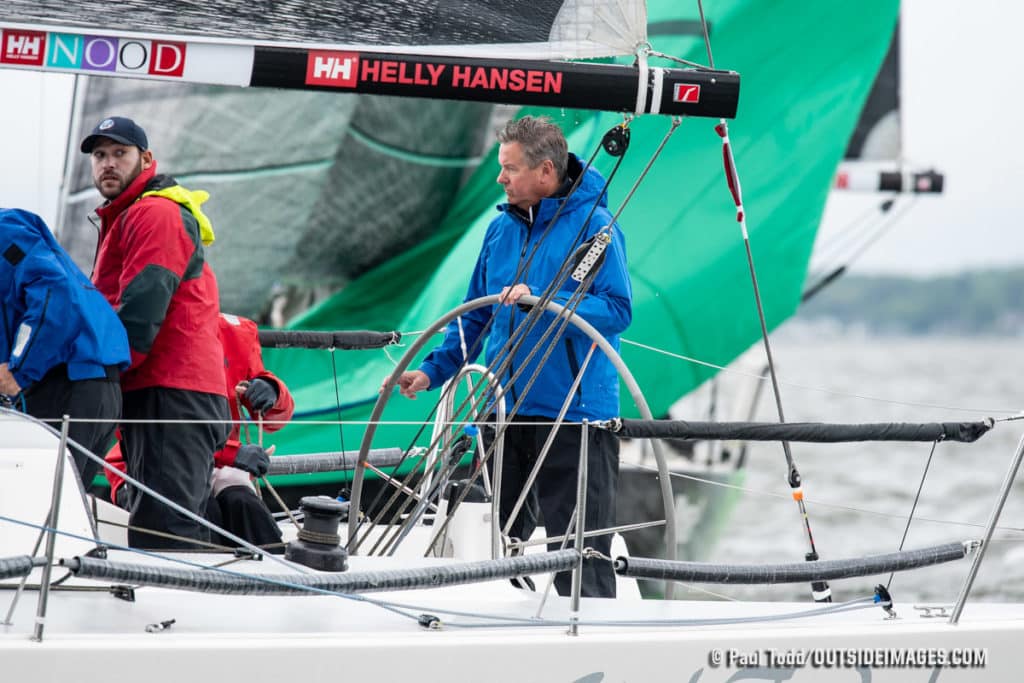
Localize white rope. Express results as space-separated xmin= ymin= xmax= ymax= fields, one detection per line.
xmin=634 ymin=46 xmax=650 ymax=114
xmin=649 ymin=67 xmax=665 ymax=115
xmin=646 ymin=49 xmax=709 ymax=69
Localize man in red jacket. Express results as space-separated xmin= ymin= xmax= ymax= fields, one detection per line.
xmin=106 ymin=313 xmax=295 ymax=550
xmin=84 ymin=116 xmax=230 ymax=549
xmin=207 ymin=313 xmax=294 ymax=549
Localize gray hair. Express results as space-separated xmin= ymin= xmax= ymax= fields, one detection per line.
xmin=496 ymin=115 xmax=568 ymax=180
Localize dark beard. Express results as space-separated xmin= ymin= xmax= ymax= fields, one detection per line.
xmin=96 ymin=157 xmax=144 ymax=199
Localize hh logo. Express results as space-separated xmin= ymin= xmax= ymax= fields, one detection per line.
xmin=673 ymin=83 xmax=701 ymax=103
xmin=306 ymin=51 xmax=359 ymax=87
xmin=1 ymin=29 xmax=46 ymax=65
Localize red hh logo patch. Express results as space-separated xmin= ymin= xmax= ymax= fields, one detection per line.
xmin=306 ymin=51 xmax=359 ymax=87
xmin=673 ymin=83 xmax=701 ymax=103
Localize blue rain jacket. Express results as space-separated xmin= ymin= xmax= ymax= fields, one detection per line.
xmin=420 ymin=155 xmax=632 ymax=421
xmin=1 ymin=208 xmax=130 ymax=390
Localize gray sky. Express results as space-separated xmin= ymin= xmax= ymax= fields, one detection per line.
xmin=1 ymin=0 xmax=1022 ymax=276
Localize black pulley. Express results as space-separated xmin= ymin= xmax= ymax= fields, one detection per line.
xmin=602 ymin=126 xmax=630 ymax=157
xmin=874 ymin=583 xmax=896 ymax=617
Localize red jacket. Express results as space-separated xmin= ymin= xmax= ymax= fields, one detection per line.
xmin=92 ymin=161 xmax=225 ymax=395
xmin=215 ymin=313 xmax=295 ymax=468
xmin=105 ymin=314 xmax=295 ymax=501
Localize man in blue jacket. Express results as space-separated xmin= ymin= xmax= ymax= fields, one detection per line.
xmin=0 ymin=208 xmax=130 ymax=485
xmin=396 ymin=116 xmax=632 ymax=597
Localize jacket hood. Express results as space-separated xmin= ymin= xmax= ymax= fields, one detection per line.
xmin=1 ymin=208 xmax=57 ymax=251
xmin=142 ymin=182 xmax=216 ymax=246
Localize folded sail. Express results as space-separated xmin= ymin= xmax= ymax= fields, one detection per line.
xmin=613 ymin=419 xmax=994 ymax=444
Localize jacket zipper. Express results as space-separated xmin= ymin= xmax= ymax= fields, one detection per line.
xmin=507 ymin=220 xmax=532 ymax=406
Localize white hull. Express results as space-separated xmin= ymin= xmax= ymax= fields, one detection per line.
xmin=2 ymin=581 xmax=1014 ymax=682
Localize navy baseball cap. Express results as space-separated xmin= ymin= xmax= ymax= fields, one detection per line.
xmin=80 ymin=116 xmax=149 ymax=153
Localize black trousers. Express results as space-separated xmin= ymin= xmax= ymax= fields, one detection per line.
xmin=121 ymin=387 xmax=229 ymax=550
xmin=206 ymin=485 xmax=284 ymax=552
xmin=484 ymin=416 xmax=619 ymax=598
xmin=22 ymin=364 xmax=121 ymax=488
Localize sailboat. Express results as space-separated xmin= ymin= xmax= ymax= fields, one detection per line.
xmin=809 ymin=16 xmax=944 ymax=303
xmin=3 ymin=0 xmax=1024 ymax=680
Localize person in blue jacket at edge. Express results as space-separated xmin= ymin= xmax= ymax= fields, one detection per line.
xmin=0 ymin=207 xmax=130 ymax=486
xmin=394 ymin=116 xmax=632 ymax=598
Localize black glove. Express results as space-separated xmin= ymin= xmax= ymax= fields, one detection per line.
xmin=243 ymin=377 xmax=278 ymax=413
xmin=234 ymin=444 xmax=270 ymax=477
xmin=114 ymin=484 xmax=132 ymax=510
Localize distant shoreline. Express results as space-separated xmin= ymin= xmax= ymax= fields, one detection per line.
xmin=794 ymin=267 xmax=1024 ymax=337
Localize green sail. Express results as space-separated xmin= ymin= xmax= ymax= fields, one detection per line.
xmin=261 ymin=0 xmax=900 ymax=471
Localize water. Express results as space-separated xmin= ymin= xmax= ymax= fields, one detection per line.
xmin=694 ymin=333 xmax=1024 ymax=605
